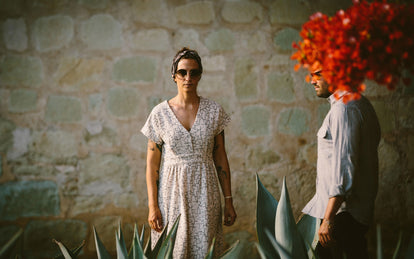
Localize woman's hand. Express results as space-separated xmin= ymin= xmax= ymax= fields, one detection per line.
xmin=148 ymin=206 xmax=163 ymax=232
xmin=223 ymin=200 xmax=237 ymax=226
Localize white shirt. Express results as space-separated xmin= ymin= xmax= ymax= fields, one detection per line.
xmin=302 ymin=92 xmax=381 ymax=225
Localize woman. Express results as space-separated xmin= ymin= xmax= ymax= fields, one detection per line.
xmin=141 ymin=48 xmax=237 ymax=258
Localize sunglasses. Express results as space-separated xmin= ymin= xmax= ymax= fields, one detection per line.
xmin=175 ymin=69 xmax=202 ymax=79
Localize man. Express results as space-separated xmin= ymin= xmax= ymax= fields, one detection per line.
xmin=302 ymin=69 xmax=381 ymax=258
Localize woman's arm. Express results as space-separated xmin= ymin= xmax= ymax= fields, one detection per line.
xmin=213 ymin=131 xmax=237 ymax=226
xmin=146 ymin=139 xmax=163 ymax=232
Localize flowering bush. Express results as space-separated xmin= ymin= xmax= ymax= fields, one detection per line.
xmin=291 ymin=0 xmax=414 ymax=101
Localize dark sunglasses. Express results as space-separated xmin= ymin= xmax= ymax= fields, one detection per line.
xmin=176 ymin=69 xmax=202 ymax=79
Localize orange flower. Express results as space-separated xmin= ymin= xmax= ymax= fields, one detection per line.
xmin=291 ymin=0 xmax=414 ymax=102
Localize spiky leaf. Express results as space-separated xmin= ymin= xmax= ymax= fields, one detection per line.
xmin=219 ymin=240 xmax=240 ymax=259
xmin=93 ymin=227 xmax=111 ymax=259
xmin=296 ymin=213 xmax=320 ymax=257
xmin=274 ymin=177 xmax=308 ymax=259
xmin=256 ymin=174 xmax=279 ymax=259
xmin=54 ymin=240 xmax=85 ymax=259
xmin=144 ymin=222 xmax=169 ymax=258
xmin=0 ymin=228 xmax=23 ymax=258
xmin=392 ymin=231 xmax=403 ymax=259
xmin=156 ymin=215 xmax=180 ymax=259
xmin=204 ymin=237 xmax=216 ymax=259
xmin=53 ymin=239 xmax=75 ymax=259
xmin=116 ymin=230 xmax=128 ymax=259
xmin=129 ymin=224 xmax=146 ymax=259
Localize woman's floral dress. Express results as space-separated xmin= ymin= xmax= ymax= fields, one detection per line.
xmin=141 ymin=96 xmax=230 ymax=258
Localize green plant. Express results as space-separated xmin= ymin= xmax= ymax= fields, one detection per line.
xmin=0 ymin=228 xmax=23 ymax=258
xmin=255 ymin=174 xmax=319 ymax=259
xmin=53 ymin=213 xmax=240 ymax=259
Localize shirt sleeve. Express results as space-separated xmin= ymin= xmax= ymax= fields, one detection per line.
xmin=141 ymin=109 xmax=163 ymax=145
xmin=214 ymin=104 xmax=231 ymax=136
xmin=328 ymin=104 xmax=361 ymax=198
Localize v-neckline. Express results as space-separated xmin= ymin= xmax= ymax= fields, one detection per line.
xmin=166 ymin=97 xmax=202 ymax=133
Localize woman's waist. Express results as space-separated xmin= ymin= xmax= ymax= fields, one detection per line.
xmin=162 ymin=154 xmax=214 ymax=166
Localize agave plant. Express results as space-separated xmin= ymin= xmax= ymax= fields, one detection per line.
xmin=0 ymin=228 xmax=23 ymax=258
xmin=255 ymin=174 xmax=319 ymax=259
xmin=53 ymin=213 xmax=240 ymax=259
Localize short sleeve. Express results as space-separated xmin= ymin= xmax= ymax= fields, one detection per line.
xmin=141 ymin=110 xmax=163 ymax=145
xmin=215 ymin=105 xmax=231 ymax=136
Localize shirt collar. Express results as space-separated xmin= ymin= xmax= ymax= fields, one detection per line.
xmin=328 ymin=90 xmax=347 ymax=105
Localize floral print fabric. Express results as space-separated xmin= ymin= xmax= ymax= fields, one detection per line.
xmin=141 ymin=97 xmax=230 ymax=258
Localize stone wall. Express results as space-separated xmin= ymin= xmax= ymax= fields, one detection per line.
xmin=0 ymin=0 xmax=413 ymax=258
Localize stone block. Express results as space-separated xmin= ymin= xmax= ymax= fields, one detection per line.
xmin=205 ymin=29 xmax=235 ymax=52
xmin=371 ymin=100 xmax=396 ymax=133
xmin=84 ymin=124 xmax=119 ymax=147
xmin=378 ymin=140 xmax=399 ymax=172
xmin=175 ymin=1 xmax=214 ymax=24
xmin=0 ymin=55 xmax=43 ymax=87
xmin=8 ymin=89 xmax=37 ymax=113
xmin=129 ymin=133 xmax=147 ymax=152
xmin=80 ymin=14 xmax=122 ymax=50
xmin=173 ymin=29 xmax=205 ymax=52
xmin=107 ymin=88 xmax=140 ymax=118
xmin=32 ymin=15 xmax=74 ymax=52
xmin=87 ymin=216 xmax=122 ymax=252
xmin=131 ymin=0 xmax=168 ymax=24
xmin=2 ymin=18 xmax=27 ymax=51
xmin=273 ymin=28 xmax=301 ymax=51
xmin=55 ymin=58 xmax=105 ymax=91
xmin=7 ymin=127 xmax=31 ymax=160
xmin=78 ymin=0 xmax=108 ymax=9
xmin=88 ymin=93 xmax=103 ymax=113
xmin=241 ymin=105 xmax=270 ymax=137
xmin=198 ymin=75 xmax=227 ymax=93
xmin=0 ymin=117 xmax=16 ymax=153
xmin=277 ymin=108 xmax=310 ymax=136
xmin=244 ymin=31 xmax=268 ymax=53
xmin=72 ymin=195 xmax=106 ymax=215
xmin=133 ymin=29 xmax=170 ymax=51
xmin=267 ymin=72 xmax=295 ymax=103
xmin=78 ymin=153 xmax=130 ymax=195
xmin=45 ymin=95 xmax=82 ymax=123
xmin=0 ymin=181 xmax=60 ymax=220
xmin=114 ymin=192 xmax=139 ymax=208
xmin=247 ymin=147 xmax=280 ymax=170
xmin=30 ymin=130 xmax=78 ymax=161
xmin=269 ymin=0 xmax=313 ymax=26
xmin=203 ymin=55 xmax=226 ymax=72
xmin=398 ymin=98 xmax=414 ymax=129
xmin=221 ymin=1 xmax=263 ymax=23
xmin=317 ymin=103 xmax=330 ymax=127
xmin=0 ymin=0 xmax=23 ymax=16
xmin=234 ymin=58 xmax=257 ymax=100
xmin=24 ymin=219 xmax=87 ymax=259
xmin=112 ymin=56 xmax=156 ymax=83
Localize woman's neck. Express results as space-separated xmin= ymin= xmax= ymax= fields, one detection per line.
xmin=172 ymin=92 xmax=200 ymax=107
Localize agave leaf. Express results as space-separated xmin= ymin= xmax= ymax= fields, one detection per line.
xmin=116 ymin=230 xmax=128 ymax=259
xmin=265 ymin=229 xmax=289 ymax=258
xmin=156 ymin=215 xmax=181 ymax=259
xmin=296 ymin=213 xmax=320 ymax=256
xmin=54 ymin=240 xmax=86 ymax=259
xmin=204 ymin=237 xmax=216 ymax=259
xmin=255 ymin=243 xmax=268 ymax=259
xmin=139 ymin=224 xmax=145 ymax=247
xmin=219 ymin=240 xmax=240 ymax=259
xmin=256 ymin=174 xmax=279 ymax=259
xmin=130 ymin=224 xmax=146 ymax=259
xmin=404 ymin=233 xmax=414 ymax=259
xmin=275 ymin=177 xmax=308 ymax=259
xmin=377 ymin=225 xmax=383 ymax=259
xmin=391 ymin=231 xmax=403 ymax=259
xmin=0 ymin=228 xmax=23 ymax=258
xmin=93 ymin=226 xmax=111 ymax=259
xmin=53 ymin=239 xmax=75 ymax=259
xmin=144 ymin=222 xmax=169 ymax=258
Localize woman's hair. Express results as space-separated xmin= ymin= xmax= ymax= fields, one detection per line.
xmin=171 ymin=47 xmax=203 ymax=78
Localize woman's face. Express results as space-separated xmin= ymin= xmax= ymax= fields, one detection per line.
xmin=173 ymin=58 xmax=201 ymax=94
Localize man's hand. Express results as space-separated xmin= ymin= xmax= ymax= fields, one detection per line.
xmin=318 ymin=219 xmax=334 ymax=247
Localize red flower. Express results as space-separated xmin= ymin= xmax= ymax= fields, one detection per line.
xmin=291 ymin=0 xmax=414 ymax=102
